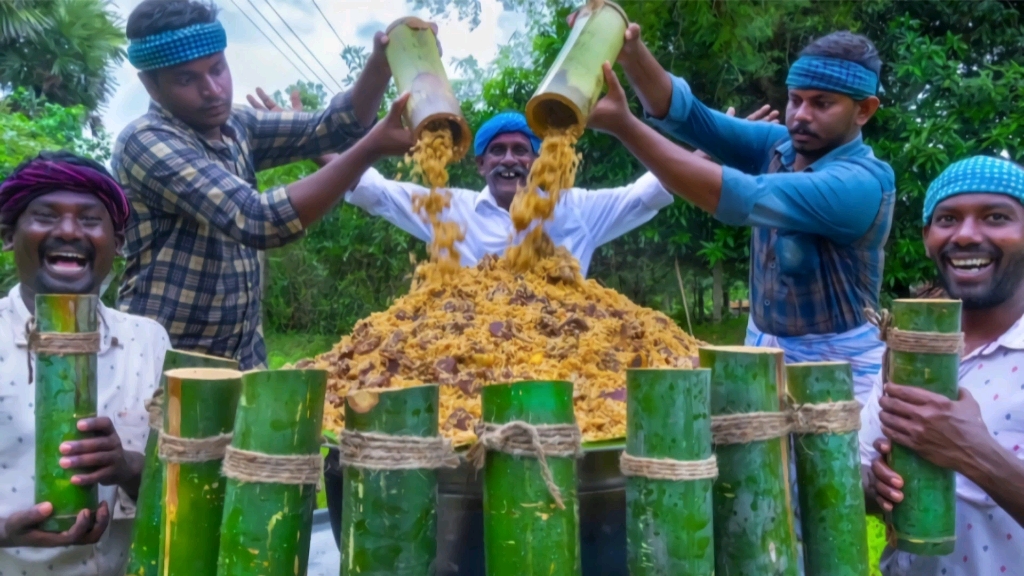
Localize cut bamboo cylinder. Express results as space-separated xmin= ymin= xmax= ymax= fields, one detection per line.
xmin=385 ymin=16 xmax=471 ymax=159
xmin=525 ymin=0 xmax=628 ymax=136
xmin=699 ymin=346 xmax=798 ymax=576
xmin=126 ymin=351 xmax=238 ymax=576
xmin=160 ymin=368 xmax=242 ymax=576
xmin=481 ymin=380 xmax=580 ymax=576
xmin=340 ymin=384 xmax=441 ymax=576
xmin=788 ymin=362 xmax=870 ymax=575
xmin=625 ymin=368 xmax=714 ymax=575
xmin=888 ymin=299 xmax=961 ymax=556
xmin=33 ymin=293 xmax=99 ymax=533
xmin=217 ymin=369 xmax=327 ymax=575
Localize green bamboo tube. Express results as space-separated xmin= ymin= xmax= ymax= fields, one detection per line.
xmin=482 ymin=380 xmax=580 ymax=576
xmin=788 ymin=362 xmax=870 ymax=575
xmin=888 ymin=299 xmax=961 ymax=556
xmin=340 ymin=384 xmax=441 ymax=576
xmin=33 ymin=293 xmax=99 ymax=532
xmin=525 ymin=0 xmax=627 ymax=136
xmin=126 ymin=351 xmax=237 ymax=576
xmin=217 ymin=369 xmax=327 ymax=575
xmin=625 ymin=368 xmax=714 ymax=575
xmin=699 ymin=346 xmax=798 ymax=575
xmin=160 ymin=368 xmax=242 ymax=576
xmin=385 ymin=16 xmax=472 ymax=159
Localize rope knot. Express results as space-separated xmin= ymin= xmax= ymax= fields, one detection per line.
xmin=337 ymin=430 xmax=459 ymax=471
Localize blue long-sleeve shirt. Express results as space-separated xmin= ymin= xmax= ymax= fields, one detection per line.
xmin=649 ymin=75 xmax=896 ymax=337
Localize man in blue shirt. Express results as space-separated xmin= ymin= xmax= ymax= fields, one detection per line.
xmin=588 ymin=30 xmax=896 ymax=403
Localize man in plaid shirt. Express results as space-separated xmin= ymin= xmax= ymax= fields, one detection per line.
xmin=113 ymin=0 xmax=415 ymax=369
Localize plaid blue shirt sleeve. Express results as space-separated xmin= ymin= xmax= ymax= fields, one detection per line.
xmin=646 ymin=75 xmax=789 ymax=175
xmin=716 ymin=160 xmax=885 ymax=244
xmin=119 ymin=129 xmax=305 ymax=250
xmin=236 ymin=90 xmax=373 ymax=172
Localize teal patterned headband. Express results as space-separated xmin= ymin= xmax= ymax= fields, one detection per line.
xmin=128 ymin=21 xmax=227 ymax=71
xmin=787 ymin=55 xmax=879 ymax=100
xmin=923 ymin=156 xmax=1024 ymax=224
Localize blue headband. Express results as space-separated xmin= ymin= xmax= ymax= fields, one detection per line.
xmin=128 ymin=22 xmax=227 ymax=71
xmin=923 ymin=156 xmax=1024 ymax=224
xmin=474 ymin=112 xmax=541 ymax=157
xmin=786 ymin=55 xmax=879 ymax=100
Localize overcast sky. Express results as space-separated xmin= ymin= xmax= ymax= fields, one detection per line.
xmin=102 ymin=0 xmax=526 ymax=137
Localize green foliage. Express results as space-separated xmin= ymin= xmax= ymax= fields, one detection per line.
xmin=0 ymin=0 xmax=125 ymax=115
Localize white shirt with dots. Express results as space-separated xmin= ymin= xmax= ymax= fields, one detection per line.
xmin=860 ymin=313 xmax=1024 ymax=575
xmin=0 ymin=285 xmax=170 ymax=576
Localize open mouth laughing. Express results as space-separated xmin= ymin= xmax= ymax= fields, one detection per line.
xmin=42 ymin=247 xmax=92 ymax=280
xmin=944 ymin=254 xmax=996 ymax=281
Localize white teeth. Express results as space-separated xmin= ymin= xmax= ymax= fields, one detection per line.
xmin=951 ymin=258 xmax=992 ymax=268
xmin=50 ymin=252 xmax=85 ymax=260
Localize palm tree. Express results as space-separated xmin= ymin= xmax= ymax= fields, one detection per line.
xmin=0 ymin=0 xmax=125 ymax=115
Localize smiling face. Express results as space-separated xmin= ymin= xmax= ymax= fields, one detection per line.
xmin=924 ymin=193 xmax=1024 ymax=310
xmin=1 ymin=191 xmax=122 ymax=300
xmin=476 ymin=132 xmax=537 ymax=210
xmin=785 ymin=88 xmax=878 ymax=161
xmin=141 ymin=52 xmax=233 ymax=137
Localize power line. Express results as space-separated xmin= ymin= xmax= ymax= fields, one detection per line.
xmin=228 ymin=0 xmax=313 ymax=84
xmin=261 ymin=0 xmax=342 ymax=91
xmin=311 ymin=0 xmax=344 ymax=46
xmin=244 ymin=0 xmax=335 ymax=90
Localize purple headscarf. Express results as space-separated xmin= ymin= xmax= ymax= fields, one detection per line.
xmin=0 ymin=155 xmax=130 ymax=232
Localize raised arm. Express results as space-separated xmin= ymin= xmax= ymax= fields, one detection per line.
xmin=571 ymin=172 xmax=674 ymax=246
xmin=120 ymin=95 xmax=414 ymax=242
xmin=345 ymin=167 xmax=434 ymax=243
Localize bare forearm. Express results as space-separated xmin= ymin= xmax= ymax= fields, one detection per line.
xmin=613 ymin=115 xmax=723 ymax=213
xmin=619 ymin=42 xmax=673 ymax=119
xmin=350 ymin=55 xmax=391 ymax=128
xmin=962 ymin=438 xmax=1024 ymax=528
xmin=118 ymin=451 xmax=145 ymax=500
xmin=288 ymin=140 xmax=378 ymax=226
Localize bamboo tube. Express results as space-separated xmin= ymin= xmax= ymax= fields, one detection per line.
xmin=525 ymin=0 xmax=628 ymax=136
xmin=481 ymin=380 xmax=581 ymax=576
xmin=126 ymin=351 xmax=237 ymax=576
xmin=787 ymin=362 xmax=870 ymax=575
xmin=340 ymin=384 xmax=441 ymax=576
xmin=159 ymin=368 xmax=242 ymax=576
xmin=888 ymin=299 xmax=961 ymax=556
xmin=217 ymin=369 xmax=327 ymax=575
xmin=699 ymin=346 xmax=798 ymax=575
xmin=385 ymin=16 xmax=471 ymax=159
xmin=625 ymin=368 xmax=714 ymax=575
xmin=33 ymin=293 xmax=99 ymax=532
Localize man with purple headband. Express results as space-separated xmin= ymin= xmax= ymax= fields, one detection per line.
xmin=114 ymin=0 xmax=414 ymax=370
xmin=0 ymin=151 xmax=171 ymax=575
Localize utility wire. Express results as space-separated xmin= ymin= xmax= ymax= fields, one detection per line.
xmin=311 ymin=0 xmax=344 ymax=46
xmin=262 ymin=0 xmax=343 ymax=91
xmin=228 ymin=0 xmax=313 ymax=84
xmin=244 ymin=0 xmax=335 ymax=90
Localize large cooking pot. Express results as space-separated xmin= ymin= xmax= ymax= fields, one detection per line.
xmin=323 ymin=444 xmax=627 ymax=576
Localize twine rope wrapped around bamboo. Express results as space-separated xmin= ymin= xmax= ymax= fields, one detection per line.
xmin=467 ymin=421 xmax=582 ymax=510
xmin=158 ymin=431 xmax=233 ymax=463
xmin=337 ymin=430 xmax=459 ymax=471
xmin=711 ymin=400 xmax=862 ymax=445
xmin=221 ymin=446 xmax=322 ymax=485
xmin=619 ymin=453 xmax=718 ymax=481
xmin=24 ymin=319 xmax=101 ymax=382
xmin=145 ymin=389 xmax=164 ymax=430
xmin=866 ymin=307 xmax=965 ymax=380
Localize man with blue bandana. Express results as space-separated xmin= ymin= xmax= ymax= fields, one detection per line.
xmin=589 ymin=29 xmax=896 ymax=404
xmin=862 ymin=156 xmax=1024 ymax=574
xmin=113 ymin=0 xmax=415 ymax=370
xmin=343 ymin=110 xmax=674 ymax=276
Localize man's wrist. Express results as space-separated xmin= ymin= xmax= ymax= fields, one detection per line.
xmin=960 ymin=435 xmax=1012 ymax=489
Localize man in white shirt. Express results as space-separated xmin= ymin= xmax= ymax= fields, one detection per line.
xmin=0 ymin=151 xmax=171 ymax=575
xmin=861 ymin=156 xmax=1024 ymax=575
xmin=246 ymin=89 xmax=675 ymax=276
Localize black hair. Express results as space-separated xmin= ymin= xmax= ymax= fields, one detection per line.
xmin=125 ymin=0 xmax=219 ymax=40
xmin=9 ymin=150 xmax=113 ymax=182
xmin=800 ymin=31 xmax=882 ymax=77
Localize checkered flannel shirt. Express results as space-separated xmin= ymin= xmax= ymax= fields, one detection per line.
xmin=113 ymin=93 xmax=370 ymax=369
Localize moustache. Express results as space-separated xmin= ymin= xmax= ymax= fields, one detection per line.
xmin=38 ymin=239 xmax=95 ymax=262
xmin=938 ymin=242 xmax=1001 ymax=262
xmin=789 ymin=123 xmax=820 ymax=139
xmin=489 ymin=165 xmax=528 ymax=179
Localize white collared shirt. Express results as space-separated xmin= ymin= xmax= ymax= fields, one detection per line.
xmin=0 ymin=285 xmax=170 ymax=576
xmin=346 ymin=168 xmax=675 ymax=276
xmin=860 ymin=314 xmax=1024 ymax=575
